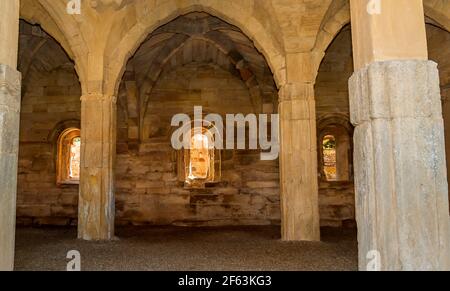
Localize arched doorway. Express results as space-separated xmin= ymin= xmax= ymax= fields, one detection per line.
xmin=114 ymin=12 xmax=280 ymax=228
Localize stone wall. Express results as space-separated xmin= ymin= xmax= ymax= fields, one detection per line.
xmin=115 ymin=60 xmax=357 ymax=227
xmin=16 ymin=21 xmax=81 ymax=226
xmin=115 ymin=63 xmax=281 ymax=226
xmin=319 ymin=181 xmax=355 ymax=228
xmin=18 ymin=20 xmax=431 ymax=228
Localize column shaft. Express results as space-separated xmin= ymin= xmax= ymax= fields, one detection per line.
xmin=0 ymin=0 xmax=20 ymax=271
xmin=78 ymin=94 xmax=116 ymax=240
xmin=279 ymin=83 xmax=320 ymax=241
xmin=349 ymin=60 xmax=450 ymax=270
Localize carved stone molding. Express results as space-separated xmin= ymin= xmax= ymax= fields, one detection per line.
xmin=81 ymin=94 xmax=117 ymax=104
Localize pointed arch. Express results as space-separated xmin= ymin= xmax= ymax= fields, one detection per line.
xmin=104 ymin=1 xmax=286 ymax=97
xmin=313 ymin=0 xmax=450 ymax=71
xmin=20 ymin=0 xmax=89 ymax=92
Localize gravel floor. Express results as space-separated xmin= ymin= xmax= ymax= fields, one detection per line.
xmin=14 ymin=226 xmax=358 ymax=271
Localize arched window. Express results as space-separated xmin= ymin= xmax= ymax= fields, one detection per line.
xmin=322 ymin=135 xmax=337 ymax=181
xmin=184 ymin=127 xmax=215 ymax=188
xmin=318 ymin=121 xmax=352 ymax=182
xmin=57 ymin=128 xmax=81 ymax=185
xmin=188 ymin=132 xmax=211 ymax=180
xmin=177 ymin=125 xmax=221 ymax=188
xmin=69 ymin=136 xmax=81 ymax=179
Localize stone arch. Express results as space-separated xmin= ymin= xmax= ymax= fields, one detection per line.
xmin=104 ymin=0 xmax=286 ymax=97
xmin=20 ymin=0 xmax=74 ymax=58
xmin=117 ymin=12 xmax=278 ymax=141
xmin=141 ymin=37 xmax=262 ymax=117
xmin=18 ymin=20 xmax=82 ymax=100
xmin=313 ymin=0 xmax=450 ymax=68
xmin=317 ymin=114 xmax=353 ymax=135
xmin=20 ymin=0 xmax=89 ymax=92
xmin=48 ymin=119 xmax=82 ymax=145
xmin=313 ymin=0 xmax=350 ymax=58
xmin=137 ymin=36 xmax=266 ymax=126
xmin=423 ymin=0 xmax=450 ymax=32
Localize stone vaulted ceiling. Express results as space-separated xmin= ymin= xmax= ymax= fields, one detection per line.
xmin=122 ymin=12 xmax=279 ymax=124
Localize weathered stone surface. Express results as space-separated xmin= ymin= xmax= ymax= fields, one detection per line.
xmin=319 ymin=181 xmax=355 ymax=227
xmin=349 ymin=60 xmax=450 ymax=271
xmin=12 ymin=16 xmax=284 ymax=236
xmin=8 ymin=0 xmax=448 ymax=272
xmin=15 ymin=20 xmax=81 ymax=232
xmin=78 ymin=94 xmax=116 ymax=240
xmin=279 ymin=83 xmax=320 ymax=241
xmin=0 ymin=64 xmax=21 ymax=271
xmin=115 ymin=63 xmax=282 ymax=227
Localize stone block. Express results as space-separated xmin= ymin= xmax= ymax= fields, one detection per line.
xmin=349 ymin=60 xmax=444 ymax=125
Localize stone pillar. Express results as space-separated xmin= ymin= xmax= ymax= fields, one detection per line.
xmin=279 ymin=83 xmax=320 ymax=241
xmin=78 ymin=94 xmax=116 ymax=240
xmin=350 ymin=0 xmax=450 ymax=270
xmin=0 ymin=0 xmax=20 ymax=271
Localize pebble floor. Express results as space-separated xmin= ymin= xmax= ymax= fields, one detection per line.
xmin=14 ymin=226 xmax=358 ymax=271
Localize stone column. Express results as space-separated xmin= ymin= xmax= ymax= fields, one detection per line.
xmin=78 ymin=94 xmax=116 ymax=240
xmin=350 ymin=0 xmax=450 ymax=270
xmin=0 ymin=0 xmax=20 ymax=271
xmin=279 ymin=83 xmax=320 ymax=241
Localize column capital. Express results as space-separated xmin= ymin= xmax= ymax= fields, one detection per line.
xmin=285 ymin=52 xmax=324 ymax=84
xmin=349 ymin=60 xmax=442 ymax=126
xmin=349 ymin=58 xmax=450 ymax=270
xmin=278 ymin=82 xmax=314 ymax=102
xmin=81 ymin=93 xmax=117 ymax=103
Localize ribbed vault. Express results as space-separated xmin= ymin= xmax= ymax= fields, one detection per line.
xmin=119 ymin=12 xmax=278 ymax=141
xmin=18 ymin=20 xmax=78 ymax=96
